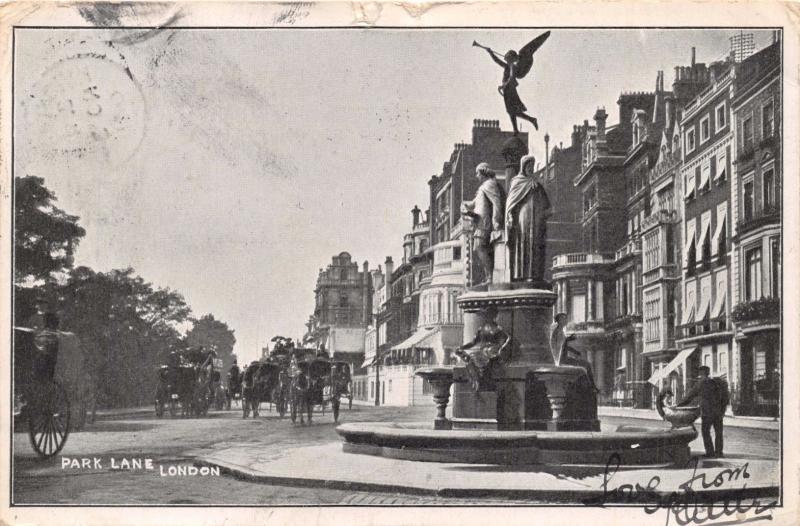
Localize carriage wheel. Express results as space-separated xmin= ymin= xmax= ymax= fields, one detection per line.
xmin=332 ymin=399 xmax=340 ymax=423
xmin=27 ymin=382 xmax=70 ymax=459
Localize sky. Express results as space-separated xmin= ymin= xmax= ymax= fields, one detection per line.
xmin=14 ymin=28 xmax=775 ymax=363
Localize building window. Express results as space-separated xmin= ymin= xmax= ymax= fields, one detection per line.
xmin=771 ymin=237 xmax=780 ymax=298
xmin=666 ymin=225 xmax=675 ymax=264
xmin=754 ymin=350 xmax=767 ymax=380
xmin=422 ymin=378 xmax=433 ymax=395
xmin=644 ymin=231 xmax=660 ymax=271
xmin=339 ymin=294 xmax=348 ymax=308
xmin=453 ymin=246 xmax=461 ymax=260
xmin=715 ymin=101 xmax=727 ymax=132
xmin=763 ymin=168 xmax=775 ymax=209
xmin=645 ymin=292 xmax=661 ymax=342
xmin=685 ymin=127 xmax=696 ymax=153
xmin=686 ymin=240 xmax=696 ymax=277
xmin=700 ymin=115 xmax=710 ymax=144
xmin=340 ymin=269 xmax=348 ymax=281
xmin=370 ymin=381 xmax=375 ymax=398
xmin=745 ymin=247 xmax=762 ymax=301
xmin=571 ymin=294 xmax=586 ymax=324
xmin=762 ymin=100 xmax=774 ymax=138
xmin=742 ymin=115 xmax=754 ymax=149
xmin=743 ymin=180 xmax=754 ymax=221
xmin=717 ymin=219 xmax=727 ymax=262
xmin=702 ymin=229 xmax=712 ymax=269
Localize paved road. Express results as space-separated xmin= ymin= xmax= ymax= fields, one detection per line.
xmin=12 ymin=404 xmax=780 ymax=505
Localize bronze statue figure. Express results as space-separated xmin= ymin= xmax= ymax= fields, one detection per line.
xmin=461 ymin=162 xmax=505 ymax=286
xmin=474 ymin=31 xmax=550 ymax=135
xmin=506 ymin=154 xmax=551 ymax=286
xmin=454 ymin=307 xmax=512 ymax=392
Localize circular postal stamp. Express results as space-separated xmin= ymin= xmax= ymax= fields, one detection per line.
xmin=22 ymin=44 xmax=148 ymax=167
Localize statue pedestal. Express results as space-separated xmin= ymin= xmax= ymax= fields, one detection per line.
xmin=453 ymin=288 xmax=600 ymax=432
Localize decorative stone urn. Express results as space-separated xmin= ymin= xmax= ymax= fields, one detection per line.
xmin=415 ymin=368 xmax=455 ymax=430
xmin=656 ymin=390 xmax=701 ymax=429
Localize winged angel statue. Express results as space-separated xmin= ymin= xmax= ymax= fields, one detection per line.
xmin=474 ymin=31 xmax=551 ymax=135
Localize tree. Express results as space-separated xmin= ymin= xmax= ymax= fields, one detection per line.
xmin=185 ymin=314 xmax=237 ymax=371
xmin=14 ymin=176 xmax=86 ymax=285
xmin=55 ymin=267 xmax=191 ymax=408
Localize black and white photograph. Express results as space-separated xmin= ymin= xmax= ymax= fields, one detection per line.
xmin=2 ymin=2 xmax=797 ymax=525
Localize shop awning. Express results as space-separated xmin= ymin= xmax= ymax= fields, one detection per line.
xmin=711 ymin=208 xmax=727 ymax=257
xmin=684 ymin=171 xmax=696 ymax=198
xmin=713 ymin=150 xmax=726 ymax=182
xmin=681 ymin=304 xmax=695 ymax=325
xmin=648 ymin=346 xmax=698 ymax=386
xmin=712 ymin=285 xmax=727 ymax=318
xmin=391 ymin=326 xmax=441 ymax=352
xmin=361 ymin=348 xmax=390 ymax=368
xmin=696 ymin=217 xmax=710 ymax=263
xmin=699 ymin=162 xmax=710 ymax=191
xmin=683 ymin=226 xmax=696 ymax=268
xmin=698 ymin=290 xmax=711 ymax=322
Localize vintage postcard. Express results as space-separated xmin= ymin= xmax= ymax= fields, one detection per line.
xmin=0 ymin=1 xmax=797 ymax=525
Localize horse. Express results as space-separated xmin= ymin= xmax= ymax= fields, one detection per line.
xmin=289 ymin=367 xmax=312 ymax=425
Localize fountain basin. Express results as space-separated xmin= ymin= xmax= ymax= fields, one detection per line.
xmin=336 ymin=421 xmax=696 ymax=466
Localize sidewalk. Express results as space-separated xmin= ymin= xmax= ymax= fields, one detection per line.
xmin=93 ymin=406 xmax=154 ymax=419
xmin=598 ymin=405 xmax=780 ymax=431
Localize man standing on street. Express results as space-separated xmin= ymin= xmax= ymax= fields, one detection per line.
xmin=679 ymin=365 xmax=729 ymax=458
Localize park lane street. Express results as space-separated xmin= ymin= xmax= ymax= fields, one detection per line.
xmin=13 ymin=404 xmax=779 ymax=506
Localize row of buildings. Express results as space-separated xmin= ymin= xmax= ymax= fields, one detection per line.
xmin=301 ymin=36 xmax=781 ymax=416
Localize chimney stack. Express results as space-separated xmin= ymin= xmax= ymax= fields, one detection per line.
xmin=384 ymin=256 xmax=394 ymax=300
xmin=411 ymin=205 xmax=421 ymax=226
xmin=594 ymin=107 xmax=608 ymax=142
xmin=691 ymin=47 xmax=696 ymax=66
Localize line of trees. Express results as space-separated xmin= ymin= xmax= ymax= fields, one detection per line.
xmin=14 ymin=175 xmax=237 ymax=408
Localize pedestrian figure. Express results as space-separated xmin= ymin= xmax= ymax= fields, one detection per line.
xmin=679 ymin=365 xmax=729 ymax=458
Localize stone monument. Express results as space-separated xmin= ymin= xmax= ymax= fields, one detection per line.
xmin=447 ymin=140 xmax=599 ymax=432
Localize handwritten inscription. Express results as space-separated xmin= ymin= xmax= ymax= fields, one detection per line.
xmin=584 ymin=453 xmax=778 ymax=525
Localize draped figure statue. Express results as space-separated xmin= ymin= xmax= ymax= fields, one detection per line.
xmin=505 ymin=154 xmax=551 ymax=285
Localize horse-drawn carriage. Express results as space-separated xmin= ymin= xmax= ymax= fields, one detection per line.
xmin=154 ymin=347 xmax=223 ymax=417
xmin=287 ymin=355 xmax=352 ymax=424
xmin=14 ymin=326 xmax=71 ymax=458
xmin=241 ymin=360 xmax=289 ymax=418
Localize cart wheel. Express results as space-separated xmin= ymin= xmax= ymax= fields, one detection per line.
xmin=155 ymin=399 xmax=164 ymax=418
xmin=28 ymin=382 xmax=70 ymax=459
xmin=333 ymin=399 xmax=340 ymax=423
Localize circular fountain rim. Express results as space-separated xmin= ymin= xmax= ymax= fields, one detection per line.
xmin=337 ymin=421 xmax=697 ymax=466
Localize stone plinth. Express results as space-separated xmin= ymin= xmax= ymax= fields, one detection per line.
xmin=458 ymin=288 xmax=556 ymax=364
xmin=452 ymin=288 xmax=599 ymax=432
